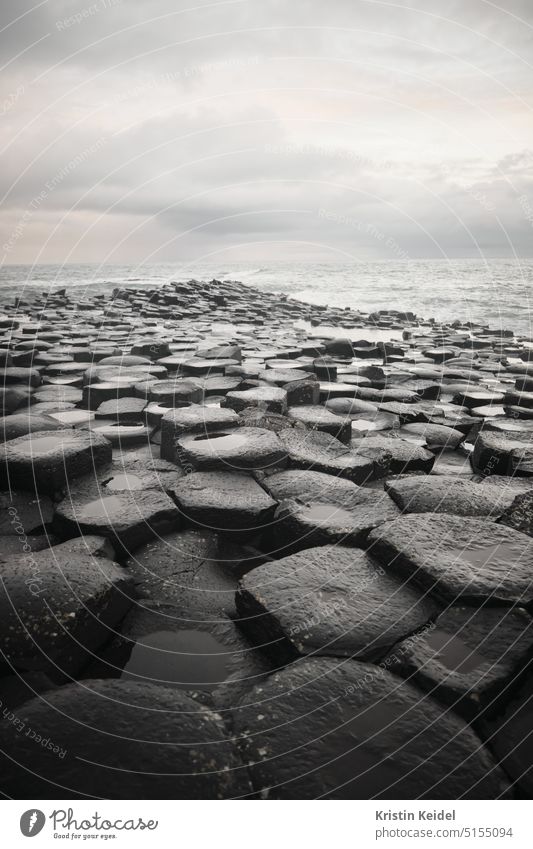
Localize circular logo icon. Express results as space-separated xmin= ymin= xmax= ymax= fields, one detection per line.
xmin=20 ymin=810 xmax=46 ymax=837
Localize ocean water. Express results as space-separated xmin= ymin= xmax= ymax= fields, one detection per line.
xmin=1 ymin=259 xmax=532 ymax=336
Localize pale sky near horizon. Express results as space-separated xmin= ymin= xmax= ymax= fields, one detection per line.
xmin=0 ymin=0 xmax=532 ymax=265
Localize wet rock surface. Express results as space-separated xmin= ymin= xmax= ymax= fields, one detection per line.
xmin=368 ymin=514 xmax=533 ymax=605
xmin=0 ymin=536 xmax=134 ymax=679
xmin=237 ymin=545 xmax=437 ymax=661
xmin=53 ymin=490 xmax=181 ymax=555
xmin=385 ymin=476 xmax=521 ymax=517
xmin=1 ymin=277 xmax=532 ymax=799
xmin=385 ymin=605 xmax=533 ymax=718
xmin=174 ymin=470 xmax=277 ymax=533
xmin=231 ymin=658 xmax=509 ymax=799
xmin=0 ymin=679 xmax=251 ymax=798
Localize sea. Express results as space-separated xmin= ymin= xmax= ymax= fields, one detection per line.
xmin=1 ymin=259 xmax=532 ymax=336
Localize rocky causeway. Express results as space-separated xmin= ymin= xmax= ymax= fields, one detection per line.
xmin=0 ymin=277 xmax=532 ymax=799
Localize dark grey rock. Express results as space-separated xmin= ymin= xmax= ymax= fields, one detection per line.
xmin=0 ymin=679 xmax=251 ymax=799
xmin=287 ymin=404 xmax=351 ymax=443
xmin=224 ymin=385 xmax=287 ymax=414
xmin=368 ymin=514 xmax=533 ymax=605
xmin=385 ymin=477 xmax=519 ymax=517
xmin=0 ymin=412 xmax=65 ymax=441
xmin=0 ymin=491 xmax=53 ymax=534
xmin=160 ymin=404 xmax=240 ymax=461
xmin=231 ymin=657 xmax=509 ymax=799
xmin=0 ymin=536 xmax=133 ymax=678
xmin=353 ymin=433 xmax=435 ymax=475
xmin=53 ymin=490 xmax=180 ymax=555
xmin=385 ymin=605 xmax=533 ymax=718
xmin=279 ymin=428 xmax=374 ymax=483
xmin=0 ymin=429 xmax=112 ymax=494
xmin=174 ymin=471 xmax=277 ymax=533
xmin=237 ymin=545 xmax=437 ymax=661
xmin=176 ymin=427 xmax=286 ymax=472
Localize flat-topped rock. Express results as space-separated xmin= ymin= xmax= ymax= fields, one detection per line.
xmin=174 ymin=471 xmax=277 ymax=533
xmin=53 ymin=490 xmax=180 ymax=555
xmin=0 ymin=679 xmax=250 ymax=799
xmin=0 ymin=491 xmax=53 ymax=535
xmin=237 ymin=545 xmax=437 ymax=661
xmin=0 ymin=429 xmax=112 ymax=494
xmin=95 ymin=396 xmax=147 ymax=421
xmin=352 ymin=432 xmax=435 ymax=475
xmin=479 ymin=672 xmax=533 ymax=797
xmin=385 ymin=476 xmax=520 ymax=517
xmin=0 ymin=536 xmax=133 ymax=678
xmin=231 ymin=658 xmax=509 ymax=799
xmin=176 ymin=427 xmax=286 ymax=472
xmin=279 ymin=428 xmax=374 ymax=484
xmin=399 ymin=422 xmax=464 ymax=448
xmin=472 ymin=429 xmax=533 ymax=476
xmin=368 ymin=514 xmax=533 ymax=605
xmin=268 ymin=481 xmax=400 ymax=551
xmin=386 ymin=605 xmax=533 ymax=718
xmin=0 ymin=412 xmax=66 ymax=441
xmin=287 ymin=405 xmax=351 ymax=443
xmin=498 ymin=489 xmax=533 ymax=536
xmin=224 ymin=385 xmax=287 ymax=414
xmin=159 ymin=404 xmax=240 ymax=461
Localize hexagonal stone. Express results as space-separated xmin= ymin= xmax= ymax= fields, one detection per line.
xmin=0 ymin=412 xmax=65 ymax=441
xmin=160 ymin=404 xmax=240 ymax=461
xmin=0 ymin=536 xmax=133 ymax=678
xmin=53 ymin=490 xmax=180 ymax=555
xmin=472 ymin=430 xmax=533 ymax=476
xmin=368 ymin=514 xmax=533 ymax=604
xmin=176 ymin=427 xmax=286 ymax=472
xmin=399 ymin=422 xmax=464 ymax=448
xmin=231 ymin=658 xmax=509 ymax=799
xmin=271 ymin=496 xmax=398 ymax=552
xmin=0 ymin=430 xmax=112 ymax=494
xmin=0 ymin=366 xmax=41 ymax=387
xmin=95 ymin=396 xmax=147 ymax=421
xmin=237 ymin=545 xmax=437 ymax=661
xmin=224 ymin=385 xmax=287 ymax=414
xmin=0 ymin=679 xmax=250 ymax=798
xmin=385 ymin=477 xmax=519 ymax=517
xmin=287 ymin=405 xmax=351 ymax=443
xmin=352 ymin=433 xmax=435 ymax=475
xmin=174 ymin=471 xmax=277 ymax=533
xmin=136 ymin=378 xmax=204 ymax=405
xmin=385 ymin=605 xmax=533 ymax=719
xmin=279 ymin=428 xmax=374 ymax=484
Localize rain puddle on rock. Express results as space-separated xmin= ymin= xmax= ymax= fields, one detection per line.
xmin=303 ymin=503 xmax=355 ymax=526
xmin=104 ymin=473 xmax=144 ymax=491
xmin=452 ymin=541 xmax=522 ymax=572
xmin=424 ymin=628 xmax=486 ymax=674
xmin=78 ymin=495 xmax=125 ymax=520
xmin=194 ymin=431 xmax=247 ymax=450
xmin=122 ymin=630 xmax=230 ymax=690
xmin=19 ymin=435 xmax=68 ymax=455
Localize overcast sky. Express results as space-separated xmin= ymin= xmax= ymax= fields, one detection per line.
xmin=0 ymin=0 xmax=532 ymax=265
